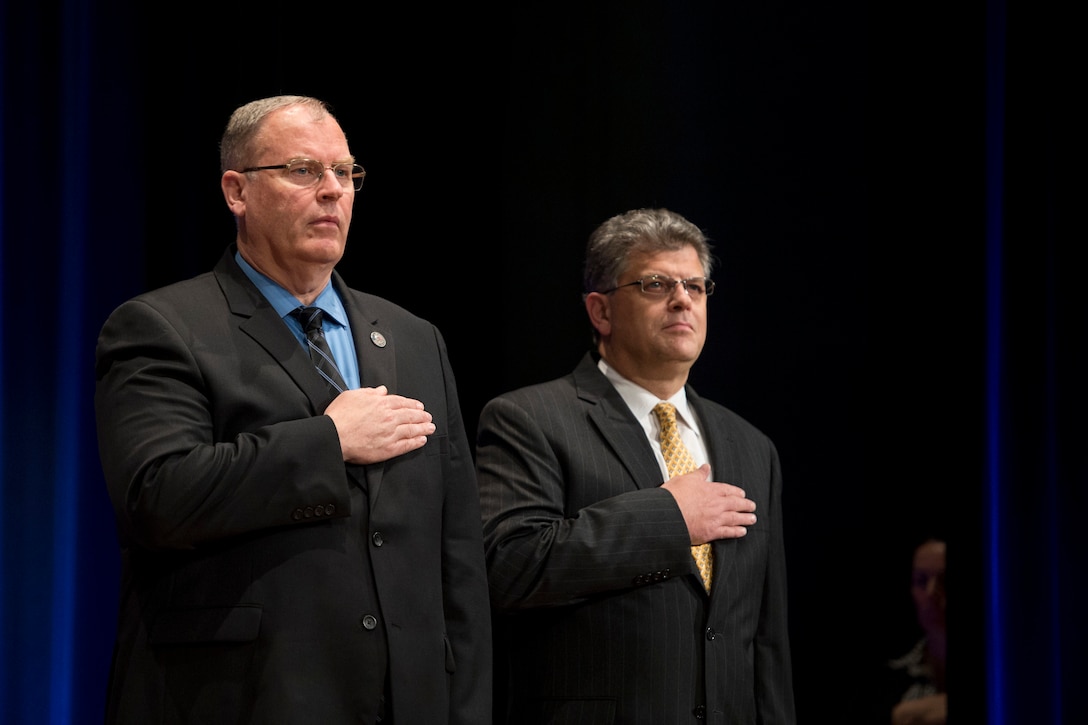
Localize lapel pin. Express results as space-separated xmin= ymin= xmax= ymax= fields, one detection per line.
xmin=370 ymin=331 xmax=387 ymax=348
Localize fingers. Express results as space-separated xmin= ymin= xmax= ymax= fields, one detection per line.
xmin=402 ymin=419 xmax=437 ymax=438
xmin=356 ymin=385 xmax=427 ymax=411
xmin=663 ymin=469 xmax=759 ymax=544
xmin=387 ymin=432 xmax=431 ymax=458
xmin=716 ymin=488 xmax=757 ymax=537
xmin=699 ymin=501 xmax=757 ymax=542
xmin=324 ymin=387 xmax=436 ymax=464
xmin=358 ymin=384 xmax=388 ymax=396
xmin=725 ymin=491 xmax=756 ymax=513
xmin=725 ymin=510 xmax=757 ymax=529
xmin=329 ymin=388 xmax=429 ymax=417
xmin=679 ymin=465 xmax=749 ymax=501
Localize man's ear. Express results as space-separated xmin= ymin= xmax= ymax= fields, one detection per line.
xmin=221 ymin=171 xmax=246 ymax=216
xmin=585 ymin=292 xmax=612 ymax=338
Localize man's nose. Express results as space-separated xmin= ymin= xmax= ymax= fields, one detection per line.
xmin=317 ymin=168 xmax=346 ymax=197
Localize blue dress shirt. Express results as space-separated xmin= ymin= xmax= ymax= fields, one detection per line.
xmin=235 ymin=250 xmax=360 ymax=390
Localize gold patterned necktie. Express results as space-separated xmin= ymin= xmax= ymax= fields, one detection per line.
xmin=652 ymin=402 xmax=714 ymax=593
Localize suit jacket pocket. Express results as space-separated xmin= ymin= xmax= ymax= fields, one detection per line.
xmin=149 ymin=604 xmax=262 ymax=645
xmin=425 ymin=433 xmax=449 ymax=457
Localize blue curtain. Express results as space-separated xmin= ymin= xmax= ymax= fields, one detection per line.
xmin=1 ymin=1 xmax=143 ymax=723
xmin=1 ymin=1 xmax=1081 ymax=723
xmin=983 ymin=0 xmax=1084 ymax=722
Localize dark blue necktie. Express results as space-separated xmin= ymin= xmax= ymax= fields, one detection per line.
xmin=290 ymin=306 xmax=347 ymax=395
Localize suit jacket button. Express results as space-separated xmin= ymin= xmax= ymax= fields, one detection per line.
xmin=372 ymin=531 xmax=384 ymax=547
xmin=361 ymin=614 xmax=378 ymax=630
xmin=291 ymin=508 xmax=303 ymax=521
xmin=705 ymin=627 xmax=717 ymax=641
xmin=693 ymin=704 xmax=707 ymax=719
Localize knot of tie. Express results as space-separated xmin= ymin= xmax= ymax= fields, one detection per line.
xmin=293 ymin=305 xmax=327 ymax=335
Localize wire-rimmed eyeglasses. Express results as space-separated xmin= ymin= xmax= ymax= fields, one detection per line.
xmin=602 ymin=275 xmax=715 ymax=299
xmin=241 ymin=158 xmax=366 ymax=191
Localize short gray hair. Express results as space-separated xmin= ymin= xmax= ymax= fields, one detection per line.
xmin=583 ymin=208 xmax=714 ymax=295
xmin=219 ymin=95 xmax=334 ymax=173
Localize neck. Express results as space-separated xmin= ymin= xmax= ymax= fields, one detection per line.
xmin=598 ymin=346 xmax=689 ymax=400
xmin=237 ymin=243 xmax=333 ymax=306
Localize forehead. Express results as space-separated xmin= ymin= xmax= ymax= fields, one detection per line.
xmin=624 ymin=245 xmax=703 ymax=277
xmin=912 ymin=541 xmax=946 ymax=572
xmin=257 ymin=106 xmax=350 ymax=159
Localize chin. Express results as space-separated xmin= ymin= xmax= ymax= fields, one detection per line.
xmin=666 ymin=341 xmax=703 ymax=361
xmin=305 ymin=237 xmax=346 ymax=261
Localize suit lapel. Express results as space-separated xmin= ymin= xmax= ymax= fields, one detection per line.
xmin=689 ymin=391 xmax=740 ymax=589
xmin=689 ymin=391 xmax=738 ymax=485
xmin=572 ymin=354 xmax=663 ymax=491
xmin=334 ymin=273 xmax=397 ymax=394
xmin=335 ymin=272 xmax=394 ymax=506
xmin=214 ymin=249 xmax=335 ymax=411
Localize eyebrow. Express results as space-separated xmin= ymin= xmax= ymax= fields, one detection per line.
xmin=286 ymin=155 xmax=356 ymax=164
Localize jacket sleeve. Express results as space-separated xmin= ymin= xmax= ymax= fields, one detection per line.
xmin=475 ymin=390 xmax=695 ymax=610
xmin=94 ymin=297 xmax=351 ymax=550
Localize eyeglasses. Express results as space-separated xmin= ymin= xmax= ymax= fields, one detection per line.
xmin=602 ymin=275 xmax=715 ymax=299
xmin=241 ymin=158 xmax=366 ymax=191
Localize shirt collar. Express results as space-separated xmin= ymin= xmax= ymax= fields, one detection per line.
xmin=235 ymin=250 xmax=348 ymax=328
xmin=597 ymin=357 xmax=698 ymax=433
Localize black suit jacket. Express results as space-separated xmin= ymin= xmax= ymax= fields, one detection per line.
xmin=95 ymin=247 xmax=491 ymax=724
xmin=475 ymin=352 xmax=795 ymax=724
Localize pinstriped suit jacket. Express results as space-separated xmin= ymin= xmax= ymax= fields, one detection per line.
xmin=476 ymin=352 xmax=795 ymax=724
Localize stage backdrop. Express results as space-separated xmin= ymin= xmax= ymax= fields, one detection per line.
xmin=1 ymin=1 xmax=1082 ymax=723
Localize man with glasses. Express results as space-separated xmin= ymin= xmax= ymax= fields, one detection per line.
xmin=476 ymin=207 xmax=796 ymax=724
xmin=95 ymin=95 xmax=491 ymax=723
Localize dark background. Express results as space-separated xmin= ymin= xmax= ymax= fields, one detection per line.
xmin=2 ymin=0 xmax=1081 ymax=723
